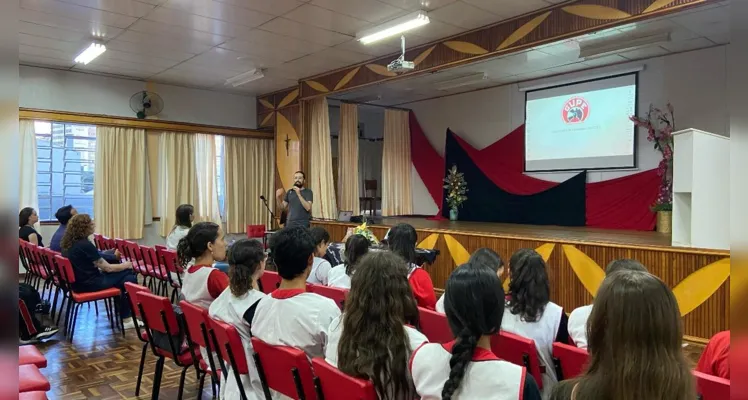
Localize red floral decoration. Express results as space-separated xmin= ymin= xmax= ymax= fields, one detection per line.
xmin=630 ymin=103 xmax=674 ymax=211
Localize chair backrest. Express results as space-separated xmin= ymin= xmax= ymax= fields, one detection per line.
xmin=54 ymin=255 xmax=76 ymax=284
xmin=135 ymin=291 xmax=180 ymax=335
xmin=311 ymin=358 xmax=377 ymax=400
xmin=18 ymin=239 xmax=30 ymax=273
xmin=141 ymin=245 xmax=165 ymax=277
xmin=364 ymin=180 xmax=377 ymax=193
xmin=114 ymin=239 xmax=128 ymax=257
xmin=105 ymin=237 xmax=116 ymax=251
xmin=418 ymin=307 xmax=453 ymax=344
xmin=157 ymin=247 xmax=183 ymax=274
xmin=247 ymin=224 xmax=265 ymax=239
xmin=552 ymin=342 xmax=589 ymax=381
xmin=208 ymin=317 xmax=250 ymax=374
xmin=124 ymin=282 xmax=151 ymax=320
xmin=307 ymin=284 xmax=347 ymax=310
xmin=258 ymin=271 xmax=281 ymax=294
xmin=40 ymin=248 xmax=61 ymax=283
xmin=251 ymin=337 xmax=317 ymax=400
xmin=491 ymin=331 xmax=544 ymax=389
xmin=179 ymin=300 xmax=211 ymax=348
xmin=93 ymin=234 xmax=103 ymax=250
xmin=126 ymin=241 xmax=143 ymax=262
xmin=693 ymin=370 xmax=730 ymax=400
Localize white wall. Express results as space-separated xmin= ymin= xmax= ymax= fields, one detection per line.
xmin=729 ymin=1 xmax=747 ymax=248
xmin=20 ymin=66 xmax=257 ymax=129
xmin=407 ymin=46 xmax=728 ymax=215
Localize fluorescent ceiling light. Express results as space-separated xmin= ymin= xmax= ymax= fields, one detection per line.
xmin=579 ymin=31 xmax=670 ymax=59
xmin=437 ymin=72 xmax=488 ymax=91
xmin=74 ymin=43 xmax=106 ymax=65
xmin=357 ymin=11 xmax=429 ymax=45
xmin=225 ymin=69 xmax=264 ymax=87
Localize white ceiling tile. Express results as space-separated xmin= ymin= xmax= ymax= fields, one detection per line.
xmin=213 ymin=0 xmax=303 ymax=16
xmin=20 ymin=44 xmax=77 ymax=63
xmin=19 ymin=33 xmax=85 ymax=53
xmin=151 ymin=69 xmax=227 ymax=88
xmin=71 ymin=64 xmax=154 ymax=79
xmin=105 ymin=38 xmax=199 ymax=61
xmin=660 ymin=37 xmax=715 ymax=53
xmin=580 ymin=54 xmax=627 ymax=67
xmin=20 ymin=0 xmax=139 ymax=29
xmin=670 ymin=4 xmax=730 ymax=37
xmin=136 ymin=0 xmax=167 ymax=5
xmin=545 ymin=62 xmax=590 ymax=75
xmin=428 ymin=1 xmax=502 ymax=30
xmin=187 ymin=47 xmax=276 ymax=71
xmin=378 ymin=0 xmax=456 ymax=11
xmin=313 ymin=47 xmax=372 ymax=64
xmin=222 ymin=77 xmax=298 ymax=95
xmin=19 ymin=9 xmax=124 ymax=38
xmin=20 ymin=21 xmax=87 ymax=41
xmin=144 ymin=6 xmax=253 ymax=36
xmin=101 ymin=49 xmax=181 ymax=68
xmin=618 ymin=45 xmax=670 ymax=60
xmin=706 ymin=32 xmax=729 ymax=45
xmin=219 ymin=38 xmax=310 ymax=62
xmin=407 ymin=19 xmax=462 ymax=40
xmin=56 ymin=0 xmax=156 ymax=18
xmin=127 ymin=20 xmax=231 ymax=46
xmin=275 ymin=55 xmax=347 ymax=78
xmin=310 ymin=0 xmax=404 ymax=23
xmin=170 ymin=61 xmax=242 ymax=79
xmin=114 ymin=30 xmax=214 ymax=54
xmin=258 ymin=18 xmax=353 ymax=46
xmin=463 ymin=0 xmax=549 ymax=19
xmin=263 ymin=67 xmax=304 ymax=81
xmin=20 ymin=53 xmax=76 ymax=68
xmin=334 ymin=39 xmax=401 ymax=57
xmin=231 ymin=29 xmax=329 ymax=54
xmin=160 ymin=0 xmax=275 ymax=28
xmin=284 ymin=4 xmax=371 ymax=36
xmin=81 ymin=54 xmax=167 ymax=75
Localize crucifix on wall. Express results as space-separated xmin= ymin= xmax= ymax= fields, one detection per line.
xmin=285 ymin=134 xmax=291 ymax=156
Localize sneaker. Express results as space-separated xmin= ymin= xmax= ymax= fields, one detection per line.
xmin=19 ymin=326 xmax=59 ymax=344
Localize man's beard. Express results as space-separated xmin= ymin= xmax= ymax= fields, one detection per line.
xmin=294 ymin=182 xmax=303 ymax=188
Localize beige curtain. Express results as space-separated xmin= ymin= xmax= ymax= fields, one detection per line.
xmin=306 ymin=97 xmax=338 ymax=219
xmin=224 ymin=136 xmax=274 ymax=233
xmin=194 ymin=133 xmax=221 ymax=224
xmin=338 ymin=103 xmax=360 ymax=214
xmin=94 ymin=126 xmax=147 ymax=239
xmin=381 ymin=109 xmax=413 ymax=216
xmin=19 ymin=120 xmax=38 ymax=214
xmin=158 ymin=132 xmax=198 ymax=237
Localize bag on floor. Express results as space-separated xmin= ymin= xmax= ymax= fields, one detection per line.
xmin=151 ymin=304 xmax=188 ymax=354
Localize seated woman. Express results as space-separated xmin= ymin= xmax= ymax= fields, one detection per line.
xmin=60 ymin=214 xmax=136 ymax=327
xmin=436 ymin=248 xmax=503 ymax=313
xmin=178 ymin=222 xmax=229 ymax=309
xmin=19 ymin=207 xmax=43 ymax=246
xmin=388 ymin=223 xmax=436 ymax=310
xmin=208 ymin=239 xmax=268 ymax=400
xmin=326 ymin=234 xmax=369 ymax=289
xmin=551 ymin=270 xmax=695 ymax=400
xmin=410 ymin=264 xmax=541 ymax=399
xmin=501 ymin=248 xmax=568 ymax=394
xmin=307 ymin=227 xmax=332 ymax=285
xmin=326 ymin=251 xmax=426 ymax=399
xmin=166 ymin=204 xmax=194 ymax=250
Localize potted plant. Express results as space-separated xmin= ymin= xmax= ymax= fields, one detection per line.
xmin=443 ymin=165 xmax=468 ymax=221
xmin=630 ymin=104 xmax=674 ymax=233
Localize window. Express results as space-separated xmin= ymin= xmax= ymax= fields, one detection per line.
xmin=35 ymin=121 xmax=96 ymax=221
xmin=215 ymin=135 xmax=225 ymax=217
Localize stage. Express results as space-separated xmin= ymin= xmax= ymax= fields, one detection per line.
xmin=312 ymin=217 xmax=730 ymax=342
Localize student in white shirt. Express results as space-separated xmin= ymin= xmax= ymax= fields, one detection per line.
xmin=436 ymin=248 xmax=504 ymax=313
xmin=410 ymin=264 xmax=542 ymax=400
xmin=166 ymin=204 xmax=194 ymax=250
xmin=567 ymin=259 xmax=647 ymax=350
xmin=326 ymin=234 xmax=369 ymax=290
xmin=251 ymin=226 xmax=341 ymax=360
xmin=501 ymin=249 xmax=568 ymax=395
xmin=307 ymin=226 xmax=332 ymax=285
xmin=326 ymin=251 xmax=426 ymax=399
xmin=209 ymin=239 xmax=269 ymax=400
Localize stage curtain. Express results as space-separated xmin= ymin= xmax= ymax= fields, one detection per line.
xmin=586 ymin=169 xmax=659 ymax=230
xmin=224 ymin=136 xmax=274 ymax=233
xmin=409 ymin=112 xmax=444 ymax=211
xmin=94 ymin=126 xmax=147 ymax=239
xmin=19 ymin=120 xmax=38 ymax=215
xmin=158 ymin=132 xmax=198 ymax=237
xmin=305 ymin=97 xmax=338 ymax=220
xmin=338 ymin=103 xmax=360 ymax=215
xmin=194 ymin=133 xmax=221 ymax=224
xmin=382 ymin=109 xmax=413 ymax=216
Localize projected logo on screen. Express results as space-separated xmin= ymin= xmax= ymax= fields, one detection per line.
xmin=562 ymin=97 xmax=590 ymax=124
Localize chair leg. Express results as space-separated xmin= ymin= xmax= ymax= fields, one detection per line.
xmin=50 ymin=287 xmax=60 ymax=320
xmin=197 ymin=370 xmax=206 ymax=400
xmin=94 ymin=301 xmax=99 ymax=316
xmin=63 ymin=298 xmax=74 ymax=336
xmin=177 ymin=365 xmax=189 ymax=400
xmin=104 ymin=298 xmax=113 ymax=330
xmin=211 ymin=372 xmax=217 ymax=399
xmin=151 ymin=357 xmax=165 ymax=400
xmin=135 ymin=342 xmax=148 ymax=396
xmin=57 ymin=293 xmax=67 ymax=328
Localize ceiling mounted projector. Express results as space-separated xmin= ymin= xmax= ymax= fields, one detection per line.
xmin=387 ymin=35 xmax=415 ymax=73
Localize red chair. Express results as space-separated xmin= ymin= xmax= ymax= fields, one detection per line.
xmin=39 ymin=248 xmax=64 ymax=322
xmin=693 ymin=370 xmax=730 ymax=400
xmin=19 ymin=364 xmax=50 ymax=393
xmin=418 ymin=307 xmax=453 ymax=344
xmin=258 ymin=271 xmax=281 ymax=294
xmin=251 ymin=337 xmax=318 ymax=400
xmin=127 ymin=241 xmax=152 ymax=287
xmin=19 ymin=345 xmax=47 ymax=368
xmin=93 ymin=234 xmax=104 ymax=250
xmin=18 ymin=239 xmax=33 ymax=285
xmin=140 ymin=245 xmax=168 ymax=295
xmin=208 ymin=318 xmax=253 ymax=400
xmin=180 ymin=301 xmax=220 ymax=400
xmin=307 ymin=284 xmax=348 ymax=310
xmin=135 ymin=291 xmax=197 ymax=400
xmin=311 ymin=358 xmax=377 ymax=400
xmin=491 ymin=331 xmax=544 ymax=390
xmin=157 ymin=247 xmax=184 ymax=304
xmin=247 ymin=224 xmax=267 ymax=248
xmin=552 ymin=342 xmax=589 ymax=380
xmin=54 ymin=255 xmax=122 ymax=340
xmin=113 ymin=239 xmax=130 ymax=261
xmin=124 ymin=282 xmax=153 ymax=396
xmin=19 ymin=391 xmax=48 ymax=400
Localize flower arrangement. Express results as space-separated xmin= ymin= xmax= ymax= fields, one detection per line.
xmin=443 ymin=165 xmax=468 ymax=211
xmin=353 ymin=222 xmax=379 ymax=245
xmin=630 ymin=104 xmax=674 ymax=212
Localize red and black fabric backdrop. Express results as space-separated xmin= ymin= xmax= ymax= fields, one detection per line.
xmin=409 ymin=111 xmax=660 ymax=231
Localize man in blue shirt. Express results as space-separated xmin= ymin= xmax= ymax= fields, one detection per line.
xmin=49 ymin=205 xmax=119 ymax=262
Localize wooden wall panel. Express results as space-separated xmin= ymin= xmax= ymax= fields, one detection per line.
xmin=276 ymin=106 xmax=301 ymax=190
xmin=313 ymin=221 xmax=729 ymax=341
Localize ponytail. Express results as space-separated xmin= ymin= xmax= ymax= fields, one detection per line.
xmin=176 ymin=221 xmax=220 ymax=268
xmin=176 ymin=236 xmax=193 ymax=268
xmin=441 ymin=330 xmax=479 ymax=400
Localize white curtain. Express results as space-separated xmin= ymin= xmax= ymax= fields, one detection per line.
xmin=195 ymin=133 xmax=221 ymax=224
xmin=158 ymin=132 xmax=198 ymax=237
xmin=381 ymin=109 xmax=413 ymax=216
xmin=306 ymin=97 xmax=338 ymax=220
xmin=19 ymin=120 xmax=38 ymax=214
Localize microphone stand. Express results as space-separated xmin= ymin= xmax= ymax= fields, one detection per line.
xmin=260 ymin=196 xmax=276 ymax=230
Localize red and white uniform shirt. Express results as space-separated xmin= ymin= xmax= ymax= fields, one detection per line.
xmin=182 ymin=264 xmax=229 ymax=362
xmin=567 ymin=305 xmax=592 ymax=349
xmin=408 ymin=264 xmax=437 ymax=310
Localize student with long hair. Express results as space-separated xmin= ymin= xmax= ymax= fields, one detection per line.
xmin=166 ymin=204 xmax=194 ymax=250
xmin=410 ymin=264 xmax=541 ymax=399
xmin=19 ymin=207 xmax=43 ymax=246
xmin=178 ymin=222 xmax=228 ymax=309
xmin=388 ymin=223 xmax=437 ymax=310
xmin=567 ymin=259 xmax=647 ymax=349
xmin=326 ymin=234 xmax=369 ymax=289
xmin=307 ymin=226 xmax=333 ymax=285
xmin=501 ymin=248 xmax=567 ymax=392
xmin=326 ymin=251 xmax=425 ymax=399
xmin=436 ymin=248 xmax=504 ymax=313
xmin=209 ymin=239 xmax=268 ymax=400
xmin=551 ymin=270 xmax=696 ymax=400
